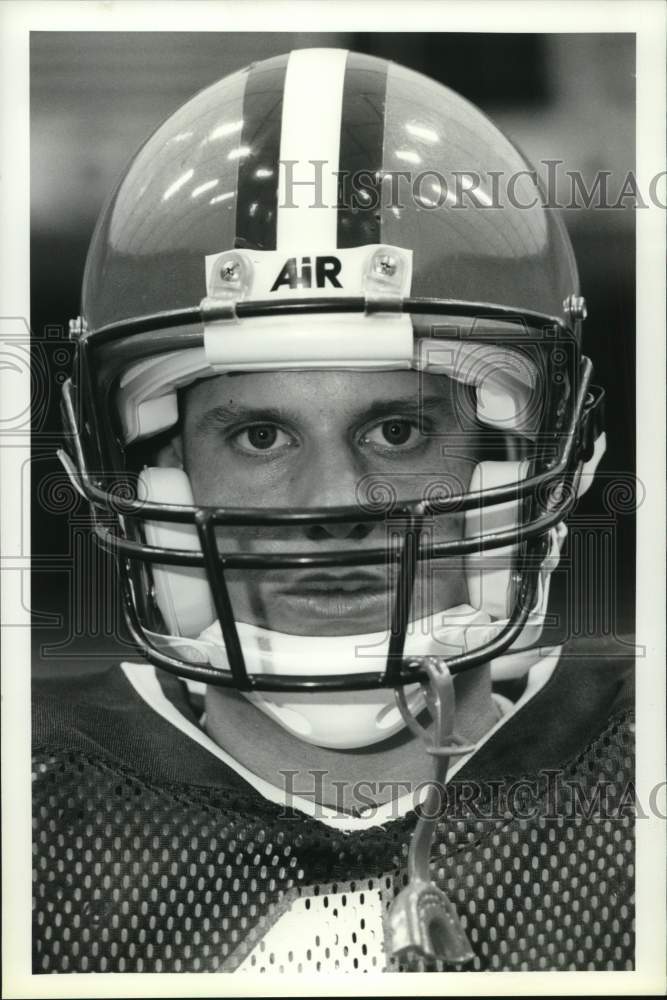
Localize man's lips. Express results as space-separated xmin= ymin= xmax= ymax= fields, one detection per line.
xmin=277 ymin=573 xmax=393 ymax=622
xmin=282 ymin=572 xmax=388 ymax=595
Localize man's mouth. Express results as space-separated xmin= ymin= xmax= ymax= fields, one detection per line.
xmin=279 ymin=572 xmax=392 ymax=623
xmin=284 ymin=572 xmax=387 ymax=594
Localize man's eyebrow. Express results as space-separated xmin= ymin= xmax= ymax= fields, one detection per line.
xmin=193 ymin=394 xmax=451 ymax=433
xmin=194 ymin=403 xmax=285 ymax=433
xmin=358 ymin=395 xmax=451 ymax=422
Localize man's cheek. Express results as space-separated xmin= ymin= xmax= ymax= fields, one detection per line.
xmin=187 ymin=451 xmax=242 ymax=507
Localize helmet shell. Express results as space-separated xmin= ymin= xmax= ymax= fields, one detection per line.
xmin=82 ymin=49 xmax=578 ymax=329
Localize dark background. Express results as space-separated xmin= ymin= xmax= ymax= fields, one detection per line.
xmin=30 ymin=32 xmax=636 ymax=672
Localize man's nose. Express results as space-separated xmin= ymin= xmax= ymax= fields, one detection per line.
xmin=304 ymin=519 xmax=374 ymax=542
xmin=297 ymin=447 xmax=375 ymax=543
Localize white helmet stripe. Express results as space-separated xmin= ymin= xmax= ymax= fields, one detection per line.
xmin=277 ymin=48 xmax=348 ymax=251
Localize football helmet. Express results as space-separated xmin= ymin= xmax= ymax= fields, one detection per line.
xmin=61 ymin=48 xmax=605 ymax=750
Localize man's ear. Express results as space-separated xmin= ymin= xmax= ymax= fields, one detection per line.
xmin=153 ymin=431 xmax=184 ymax=469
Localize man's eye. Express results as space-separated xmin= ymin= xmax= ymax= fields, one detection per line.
xmin=361 ymin=418 xmax=419 ymax=449
xmin=233 ymin=424 xmax=294 ymax=453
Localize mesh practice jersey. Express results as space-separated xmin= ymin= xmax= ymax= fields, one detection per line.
xmin=32 ymin=639 xmax=634 ymax=974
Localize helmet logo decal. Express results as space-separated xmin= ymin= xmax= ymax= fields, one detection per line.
xmin=270 ymin=255 xmax=342 ymax=292
xmin=205 ymin=244 xmax=413 ymax=302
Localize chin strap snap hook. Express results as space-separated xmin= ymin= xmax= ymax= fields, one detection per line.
xmin=387 ymin=657 xmax=476 ymax=966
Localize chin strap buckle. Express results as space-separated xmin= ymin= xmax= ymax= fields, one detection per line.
xmin=387 ymin=657 xmax=476 ymax=966
xmin=395 ymin=656 xmax=477 ymax=758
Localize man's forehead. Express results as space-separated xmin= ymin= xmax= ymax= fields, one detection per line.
xmin=184 ymin=368 xmax=451 ymax=412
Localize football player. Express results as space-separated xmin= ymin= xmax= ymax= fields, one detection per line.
xmin=32 ymin=48 xmax=633 ymax=974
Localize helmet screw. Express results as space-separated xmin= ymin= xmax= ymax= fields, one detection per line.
xmin=220 ymin=259 xmax=241 ymax=282
xmin=374 ymin=253 xmax=398 ymax=277
xmin=68 ymin=315 xmax=86 ymax=339
xmin=563 ymin=294 xmax=588 ymax=322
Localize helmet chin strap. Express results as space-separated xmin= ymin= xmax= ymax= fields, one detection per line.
xmin=388 ymin=657 xmax=476 ymax=965
xmin=193 ymin=605 xmax=499 ymax=750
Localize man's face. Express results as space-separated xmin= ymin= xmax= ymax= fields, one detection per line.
xmin=179 ymin=367 xmax=479 ymax=636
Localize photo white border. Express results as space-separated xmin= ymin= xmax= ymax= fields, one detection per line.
xmin=1 ymin=1 xmax=665 ymax=997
